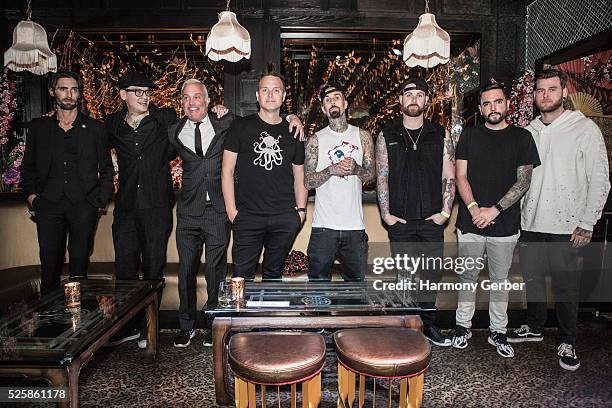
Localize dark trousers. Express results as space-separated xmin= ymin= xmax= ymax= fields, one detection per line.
xmin=112 ymin=207 xmax=173 ymax=280
xmin=520 ymin=230 xmax=580 ymax=345
xmin=388 ymin=219 xmax=445 ymax=328
xmin=232 ymin=211 xmax=301 ymax=280
xmin=34 ymin=196 xmax=99 ymax=295
xmin=307 ymin=228 xmax=368 ymax=281
xmin=176 ymin=207 xmax=230 ymax=330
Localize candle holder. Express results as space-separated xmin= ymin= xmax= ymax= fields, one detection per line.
xmin=231 ymin=277 xmax=245 ymax=305
xmin=64 ymin=282 xmax=81 ymax=307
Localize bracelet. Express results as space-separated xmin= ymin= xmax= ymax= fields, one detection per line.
xmin=295 ymin=207 xmax=307 ymax=214
xmin=467 ymin=201 xmax=478 ymax=210
xmin=440 ymin=211 xmax=450 ymax=219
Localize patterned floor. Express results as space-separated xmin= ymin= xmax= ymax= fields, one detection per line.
xmin=5 ymin=326 xmax=612 ymax=407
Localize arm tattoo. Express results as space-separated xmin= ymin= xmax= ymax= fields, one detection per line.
xmin=575 ymin=227 xmax=593 ymax=238
xmin=497 ymin=165 xmax=533 ymax=210
xmin=442 ymin=178 xmax=456 ymax=213
xmin=441 ymin=130 xmax=456 ymax=212
xmin=354 ymin=129 xmax=375 ymax=183
xmin=304 ymin=134 xmax=333 ymax=190
xmin=375 ymin=133 xmax=391 ymax=217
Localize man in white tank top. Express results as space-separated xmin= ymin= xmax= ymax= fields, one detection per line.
xmin=304 ymin=83 xmax=375 ymax=281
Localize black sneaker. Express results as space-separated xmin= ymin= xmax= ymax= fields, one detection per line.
xmin=105 ymin=328 xmax=140 ymax=347
xmin=557 ymin=343 xmax=580 ymax=371
xmin=488 ymin=331 xmax=515 ymax=358
xmin=203 ymin=330 xmax=213 ymax=347
xmin=137 ymin=330 xmax=147 ymax=350
xmin=452 ymin=325 xmax=472 ymax=349
xmin=173 ymin=329 xmax=196 ymax=348
xmin=507 ymin=325 xmax=543 ymax=343
xmin=423 ymin=325 xmax=451 ymax=347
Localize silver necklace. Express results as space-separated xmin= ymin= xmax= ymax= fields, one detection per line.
xmin=404 ymin=126 xmax=424 ymax=151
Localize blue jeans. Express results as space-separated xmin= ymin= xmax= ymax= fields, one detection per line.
xmin=307 ymin=228 xmax=368 ymax=281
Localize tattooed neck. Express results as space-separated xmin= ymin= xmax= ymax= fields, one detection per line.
xmin=329 ymin=117 xmax=348 ymax=133
xmin=125 ymin=112 xmax=147 ymax=129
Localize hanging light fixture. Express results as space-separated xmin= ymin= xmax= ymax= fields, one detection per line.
xmin=403 ymin=0 xmax=450 ymax=68
xmin=206 ymin=0 xmax=251 ymax=62
xmin=3 ymin=0 xmax=57 ymax=75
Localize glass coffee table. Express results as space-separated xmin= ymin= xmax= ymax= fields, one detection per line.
xmin=204 ymin=281 xmax=429 ymax=405
xmin=0 ymin=279 xmax=164 ymax=408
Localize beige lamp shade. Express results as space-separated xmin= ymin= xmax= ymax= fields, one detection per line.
xmin=403 ymin=13 xmax=450 ymax=68
xmin=4 ymin=20 xmax=58 ymax=75
xmin=206 ymin=11 xmax=251 ymax=62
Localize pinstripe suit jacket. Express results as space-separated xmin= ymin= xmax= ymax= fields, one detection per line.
xmin=169 ymin=112 xmax=235 ymax=217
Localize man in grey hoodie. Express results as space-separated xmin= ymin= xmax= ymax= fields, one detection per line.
xmin=507 ymin=69 xmax=610 ymax=371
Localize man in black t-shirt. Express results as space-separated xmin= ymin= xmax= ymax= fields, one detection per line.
xmin=222 ymin=71 xmax=308 ymax=280
xmin=451 ymin=83 xmax=540 ymax=358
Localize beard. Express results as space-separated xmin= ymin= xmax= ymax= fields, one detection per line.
xmin=401 ymin=103 xmax=424 ymax=117
xmin=537 ymin=95 xmax=564 ymax=113
xmin=56 ymin=98 xmax=78 ymax=110
xmin=328 ymin=106 xmax=343 ymax=119
xmin=486 ymin=111 xmax=506 ymax=125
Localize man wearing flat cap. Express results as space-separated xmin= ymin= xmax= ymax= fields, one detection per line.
xmin=104 ymin=71 xmax=178 ymax=346
xmin=376 ymin=77 xmax=456 ymax=346
xmin=304 ymin=83 xmax=374 ymax=281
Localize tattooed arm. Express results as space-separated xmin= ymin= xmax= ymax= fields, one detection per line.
xmin=429 ymin=129 xmax=456 ymax=225
xmin=304 ymin=134 xmax=346 ymax=190
xmin=473 ymin=164 xmax=533 ymax=229
xmin=376 ymin=133 xmax=405 ymax=226
xmin=342 ymin=129 xmax=375 ymax=182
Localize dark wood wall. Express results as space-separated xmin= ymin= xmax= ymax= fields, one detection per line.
xmin=3 ymin=0 xmax=527 ymax=116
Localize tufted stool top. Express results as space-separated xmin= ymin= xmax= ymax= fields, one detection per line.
xmin=333 ymin=328 xmax=431 ymax=378
xmin=228 ymin=332 xmax=326 ymax=385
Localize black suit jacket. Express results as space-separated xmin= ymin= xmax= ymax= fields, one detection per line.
xmin=105 ymin=103 xmax=178 ymax=211
xmin=168 ymin=113 xmax=234 ymax=216
xmin=21 ymin=112 xmax=114 ymax=208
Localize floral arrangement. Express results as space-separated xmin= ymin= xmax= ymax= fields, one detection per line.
xmin=506 ymin=70 xmax=534 ymax=128
xmin=283 ymin=250 xmax=309 ymax=277
xmin=0 ymin=68 xmax=20 ymax=192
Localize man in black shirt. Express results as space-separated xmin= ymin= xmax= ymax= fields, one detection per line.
xmin=104 ymin=71 xmax=177 ymax=347
xmin=376 ymin=77 xmax=456 ymax=346
xmin=21 ymin=70 xmax=114 ymax=294
xmin=222 ymin=70 xmax=308 ymax=280
xmin=451 ymin=82 xmax=540 ymax=358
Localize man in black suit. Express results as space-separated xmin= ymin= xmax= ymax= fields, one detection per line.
xmin=104 ymin=71 xmax=177 ymax=347
xmin=169 ymin=79 xmax=234 ymax=347
xmin=21 ymin=70 xmax=114 ymax=295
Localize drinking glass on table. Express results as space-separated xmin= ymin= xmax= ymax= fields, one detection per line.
xmin=218 ymin=281 xmax=232 ymax=307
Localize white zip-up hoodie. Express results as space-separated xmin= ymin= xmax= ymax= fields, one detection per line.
xmin=521 ymin=110 xmax=610 ymax=234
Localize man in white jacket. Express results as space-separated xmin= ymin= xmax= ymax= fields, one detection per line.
xmin=507 ymin=69 xmax=610 ymax=371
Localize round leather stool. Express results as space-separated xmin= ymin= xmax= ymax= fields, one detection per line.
xmin=332 ymin=328 xmax=431 ymax=408
xmin=228 ymin=331 xmax=326 ymax=408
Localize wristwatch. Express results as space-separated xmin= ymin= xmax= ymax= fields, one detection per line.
xmin=494 ymin=204 xmax=504 ymax=213
xmin=295 ymin=207 xmax=307 ymax=214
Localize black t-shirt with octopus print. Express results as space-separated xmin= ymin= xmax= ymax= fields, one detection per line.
xmin=224 ymin=113 xmax=305 ymax=215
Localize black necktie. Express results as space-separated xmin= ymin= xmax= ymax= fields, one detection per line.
xmin=194 ymin=121 xmax=203 ymax=158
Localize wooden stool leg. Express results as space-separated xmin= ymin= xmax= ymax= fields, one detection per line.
xmin=311 ymin=373 xmax=321 ymax=408
xmin=235 ymin=377 xmax=248 ymax=408
xmin=399 ymin=379 xmax=408 ymax=408
xmin=262 ymin=385 xmax=267 ymax=408
xmin=248 ymin=382 xmax=256 ymax=407
xmin=338 ymin=364 xmax=347 ymax=408
xmin=303 ymin=377 xmax=310 ymax=408
xmin=291 ymin=384 xmax=297 ymax=408
xmin=347 ymin=369 xmax=356 ymax=407
xmin=372 ymin=378 xmax=376 ymax=408
xmin=358 ymin=375 xmax=365 ymax=408
xmin=407 ymin=374 xmax=424 ymax=408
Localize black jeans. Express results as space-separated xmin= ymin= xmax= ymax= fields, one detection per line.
xmin=231 ymin=210 xmax=301 ymax=280
xmin=520 ymin=230 xmax=580 ymax=345
xmin=307 ymin=228 xmax=367 ymax=281
xmin=34 ymin=196 xmax=99 ymax=295
xmin=388 ymin=219 xmax=445 ymax=328
xmin=112 ymin=207 xmax=173 ymax=280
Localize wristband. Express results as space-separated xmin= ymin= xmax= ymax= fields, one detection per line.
xmin=440 ymin=211 xmax=451 ymax=219
xmin=495 ymin=203 xmax=504 ymax=213
xmin=467 ymin=201 xmax=478 ymax=210
xmin=295 ymin=207 xmax=307 ymax=214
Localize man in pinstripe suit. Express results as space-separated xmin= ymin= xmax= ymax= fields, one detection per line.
xmin=169 ymin=79 xmax=234 ymax=347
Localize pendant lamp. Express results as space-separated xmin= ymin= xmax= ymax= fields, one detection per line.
xmin=4 ymin=0 xmax=57 ymax=75
xmin=206 ymin=0 xmax=251 ymax=62
xmin=403 ymin=0 xmax=450 ymax=68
